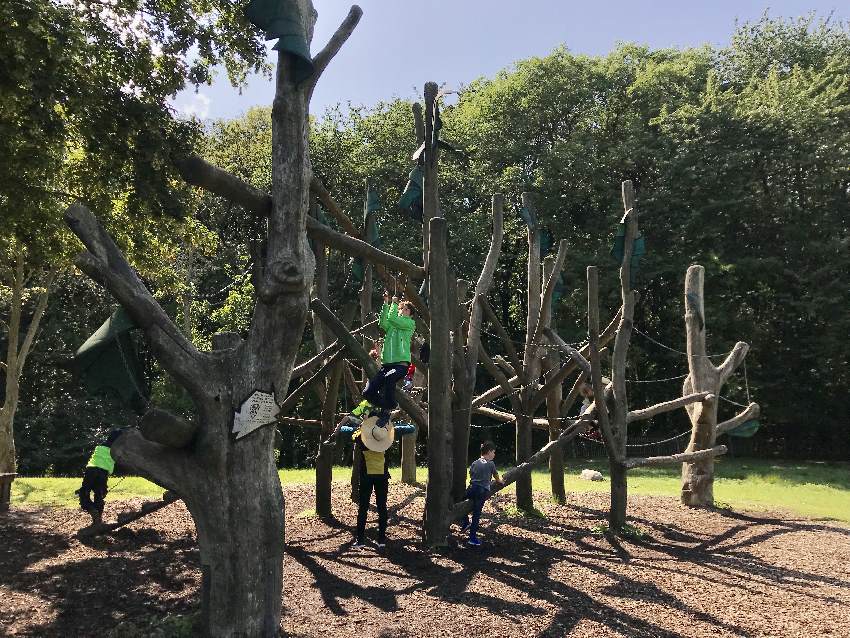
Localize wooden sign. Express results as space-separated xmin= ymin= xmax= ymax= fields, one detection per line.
xmin=232 ymin=390 xmax=280 ymax=440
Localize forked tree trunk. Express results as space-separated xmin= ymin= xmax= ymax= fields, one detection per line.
xmin=680 ymin=265 xmax=752 ymax=506
xmin=66 ymin=6 xmax=366 ymax=635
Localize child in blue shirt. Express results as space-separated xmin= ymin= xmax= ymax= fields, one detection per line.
xmin=460 ymin=441 xmax=502 ymax=546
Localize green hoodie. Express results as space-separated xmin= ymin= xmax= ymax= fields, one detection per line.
xmin=87 ymin=445 xmax=115 ymax=474
xmin=379 ymin=302 xmax=415 ymax=364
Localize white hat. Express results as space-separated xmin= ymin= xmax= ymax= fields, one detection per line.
xmin=359 ymin=415 xmax=395 ymax=452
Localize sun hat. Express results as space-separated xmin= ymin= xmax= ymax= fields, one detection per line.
xmin=359 ymin=415 xmax=395 ymax=452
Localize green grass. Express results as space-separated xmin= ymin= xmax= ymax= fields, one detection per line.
xmin=12 ymin=458 xmax=850 ymax=522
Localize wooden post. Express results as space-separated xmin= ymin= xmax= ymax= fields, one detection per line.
xmin=542 ymin=256 xmax=566 ymax=503
xmin=423 ymin=217 xmax=453 ymax=546
xmin=516 ymin=192 xmax=541 ymax=512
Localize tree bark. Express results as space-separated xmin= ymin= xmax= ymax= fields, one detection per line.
xmin=541 ymin=257 xmax=566 ymax=504
xmin=63 ymin=6 xmax=365 ymax=634
xmin=316 ymin=361 xmax=343 ymax=518
xmin=680 ymin=265 xmax=754 ymax=507
xmin=0 ymin=250 xmax=56 ymax=475
xmin=516 ymin=192 xmax=541 ymax=512
xmin=423 ymin=217 xmax=453 ymax=546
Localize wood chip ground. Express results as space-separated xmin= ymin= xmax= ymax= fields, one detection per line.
xmin=1 ymin=484 xmax=848 ymax=637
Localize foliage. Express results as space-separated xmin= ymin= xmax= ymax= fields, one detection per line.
xmin=8 ymin=13 xmax=850 ymax=473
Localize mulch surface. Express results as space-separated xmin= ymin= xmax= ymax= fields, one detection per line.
xmin=1 ymin=483 xmax=849 ymax=637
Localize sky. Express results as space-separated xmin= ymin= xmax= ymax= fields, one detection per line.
xmin=173 ymin=0 xmax=847 ymax=121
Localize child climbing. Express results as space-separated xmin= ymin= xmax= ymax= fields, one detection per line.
xmin=460 ymin=441 xmax=502 ymax=546
xmin=352 ymin=423 xmax=394 ymax=548
xmin=351 ymin=292 xmax=415 ymax=427
xmin=78 ymin=429 xmax=124 ymax=527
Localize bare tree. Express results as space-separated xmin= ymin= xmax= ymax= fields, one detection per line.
xmin=63 ymin=5 xmax=365 ymax=634
xmin=680 ymin=264 xmax=759 ymax=506
xmin=585 ymin=181 xmax=726 ymax=531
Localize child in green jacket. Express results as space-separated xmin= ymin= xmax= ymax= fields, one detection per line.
xmin=78 ymin=429 xmax=123 ymax=526
xmin=352 ymin=292 xmax=416 ymax=427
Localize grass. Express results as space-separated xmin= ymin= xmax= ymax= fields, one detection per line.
xmin=11 ymin=458 xmax=850 ymax=523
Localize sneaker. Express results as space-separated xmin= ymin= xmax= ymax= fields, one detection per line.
xmin=376 ymin=538 xmax=386 ymax=549
xmin=352 ymin=538 xmax=368 ymax=548
xmin=467 ymin=537 xmax=482 ymax=547
xmin=459 ymin=520 xmax=470 ymax=533
xmin=376 ymin=412 xmax=390 ymax=428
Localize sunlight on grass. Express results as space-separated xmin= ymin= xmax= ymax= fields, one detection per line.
xmin=12 ymin=458 xmax=850 ymax=522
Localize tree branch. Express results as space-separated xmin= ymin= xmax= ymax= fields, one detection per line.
xmin=717 ymin=402 xmax=760 ymax=436
xmin=452 ymin=417 xmax=592 ymax=519
xmin=306 ymin=217 xmax=424 ymax=279
xmin=479 ymin=293 xmax=523 ymax=378
xmin=530 ymin=239 xmax=568 ymax=348
xmin=465 ymin=194 xmax=505 ymax=378
xmin=624 ymin=445 xmax=727 ymax=470
xmin=309 ymin=175 xmax=362 ymax=238
xmin=278 ymin=347 xmax=345 ymax=417
xmin=110 ymin=429 xmax=191 ymax=494
xmin=64 ymin=203 xmax=207 ymax=395
xmin=718 ymin=341 xmax=749 ymax=383
xmin=542 ymin=327 xmax=591 ymax=376
xmin=307 ymin=5 xmax=363 ymax=97
xmin=627 ymin=392 xmax=712 ymax=423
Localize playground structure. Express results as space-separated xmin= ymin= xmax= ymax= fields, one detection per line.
xmin=30 ymin=3 xmax=763 ymax=636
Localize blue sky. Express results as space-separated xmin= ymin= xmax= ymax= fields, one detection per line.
xmin=173 ymin=0 xmax=847 ymax=121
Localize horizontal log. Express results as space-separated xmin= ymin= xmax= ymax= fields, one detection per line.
xmin=627 ymin=392 xmax=712 ymax=423
xmin=452 ymin=418 xmax=593 ymax=519
xmin=472 ymin=406 xmax=550 ymax=428
xmin=306 ymin=217 xmax=424 ymax=279
xmin=623 ymin=445 xmax=727 ymax=470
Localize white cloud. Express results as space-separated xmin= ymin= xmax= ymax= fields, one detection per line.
xmin=178 ymin=92 xmax=212 ymax=120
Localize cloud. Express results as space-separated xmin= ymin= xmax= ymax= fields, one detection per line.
xmin=178 ymin=92 xmax=212 ymax=120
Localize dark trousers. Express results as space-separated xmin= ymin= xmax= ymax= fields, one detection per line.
xmin=463 ymin=484 xmax=490 ymax=538
xmin=79 ymin=467 xmax=108 ymax=515
xmin=357 ymin=474 xmax=389 ymax=541
xmin=362 ymin=363 xmax=408 ymax=410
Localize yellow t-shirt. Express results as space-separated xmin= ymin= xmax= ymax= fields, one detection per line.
xmin=363 ymin=450 xmax=386 ymax=475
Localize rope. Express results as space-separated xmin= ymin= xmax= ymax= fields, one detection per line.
xmin=632 ymin=327 xmax=730 ymax=359
xmin=718 ymin=394 xmax=750 ymax=409
xmin=479 ymin=327 xmax=588 ymax=352
xmin=626 ymin=373 xmax=689 ymax=384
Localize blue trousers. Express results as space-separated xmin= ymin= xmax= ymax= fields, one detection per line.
xmin=462 ymin=484 xmax=490 ymax=538
xmin=362 ymin=363 xmax=408 ymax=410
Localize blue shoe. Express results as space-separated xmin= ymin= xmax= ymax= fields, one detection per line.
xmin=460 ymin=520 xmax=470 ymax=533
xmin=467 ymin=537 xmax=482 ymax=547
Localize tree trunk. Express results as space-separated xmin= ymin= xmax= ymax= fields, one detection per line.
xmin=401 ymin=429 xmax=418 ymax=485
xmin=609 ymin=459 xmax=627 ymax=530
xmin=1 ymin=250 xmax=55 ymax=475
xmin=681 ymin=266 xmax=718 ymax=506
xmin=546 ymin=359 xmax=566 ymax=504
xmin=516 ymin=192 xmax=541 ymax=512
xmin=423 ymin=216 xmax=453 ymax=546
xmin=316 ymin=361 xmax=343 ymax=518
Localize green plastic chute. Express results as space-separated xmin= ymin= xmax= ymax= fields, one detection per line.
xmin=67 ymin=307 xmax=147 ymax=411
xmin=245 ymin=0 xmax=314 ymax=84
xmin=398 ymin=166 xmax=424 ymax=223
xmin=729 ymin=419 xmax=761 ymax=438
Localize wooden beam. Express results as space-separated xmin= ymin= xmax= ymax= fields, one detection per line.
xmin=624 ymin=445 xmax=727 ymax=470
